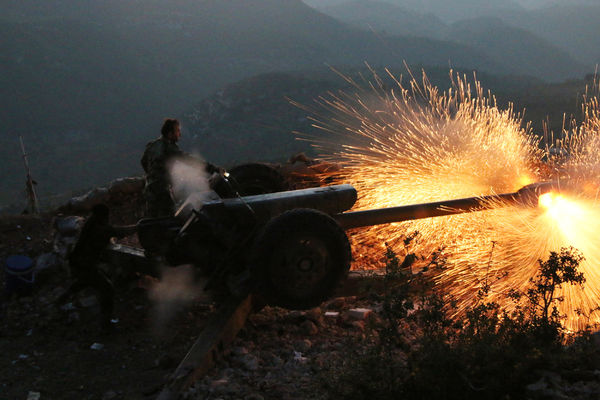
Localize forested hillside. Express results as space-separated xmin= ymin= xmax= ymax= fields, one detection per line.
xmin=1 ymin=0 xmax=594 ymax=210
xmin=1 ymin=0 xmax=502 ymax=207
xmin=181 ymin=67 xmax=592 ymax=173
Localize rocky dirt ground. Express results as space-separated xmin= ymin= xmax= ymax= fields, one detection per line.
xmin=0 ymin=204 xmax=211 ymax=400
xmin=2 ymin=269 xmax=368 ymax=400
xmin=3 ymin=188 xmax=600 ymax=400
xmin=0 ymin=189 xmax=377 ymax=400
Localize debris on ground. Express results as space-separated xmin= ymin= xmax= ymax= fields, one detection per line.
xmin=3 ymin=170 xmax=600 ymax=400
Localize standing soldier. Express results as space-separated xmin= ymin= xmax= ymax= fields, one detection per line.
xmin=141 ymin=119 xmax=183 ymax=217
xmin=141 ymin=118 xmax=219 ymax=217
xmin=56 ymin=204 xmax=136 ymax=332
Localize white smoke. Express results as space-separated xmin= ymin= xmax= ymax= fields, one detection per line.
xmin=169 ymin=157 xmax=211 ymax=202
xmin=169 ymin=156 xmax=221 ymax=217
xmin=148 ymin=265 xmax=207 ymax=335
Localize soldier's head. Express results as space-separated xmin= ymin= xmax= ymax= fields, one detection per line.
xmin=161 ymin=118 xmax=181 ymax=143
xmin=91 ymin=203 xmax=110 ymax=224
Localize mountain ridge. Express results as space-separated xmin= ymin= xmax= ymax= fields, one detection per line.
xmin=0 ymin=0 xmax=589 ymax=206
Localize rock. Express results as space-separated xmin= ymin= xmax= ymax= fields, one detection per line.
xmin=53 ymin=234 xmax=77 ymax=260
xmin=60 ymin=303 xmax=76 ymax=311
xmin=54 ymin=216 xmax=85 ymax=236
xmin=231 ymin=346 xmax=249 ymax=356
xmin=221 ymin=368 xmax=238 ymax=379
xmin=26 ymin=392 xmax=41 ymax=400
xmin=305 ymin=308 xmax=323 ymax=325
xmin=294 ymin=339 xmax=312 ymax=353
xmin=539 ymin=370 xmax=562 ymax=386
xmin=211 ymin=380 xmax=240 ymax=396
xmin=526 ymin=378 xmax=547 ymax=391
xmin=244 ymin=393 xmax=264 ymax=400
xmin=369 ymin=314 xmax=384 ymax=326
xmin=562 ymin=369 xmax=597 ymax=382
xmin=35 ymin=253 xmax=59 ymax=273
xmin=79 ymin=296 xmax=98 ymax=308
xmin=102 ymin=390 xmax=118 ymax=400
xmin=210 ymin=379 xmax=229 ymax=390
xmin=287 ymin=310 xmax=305 ymax=321
xmin=69 ymin=187 xmax=110 ymax=212
xmin=351 ymin=321 xmax=366 ymax=331
xmin=325 ymin=297 xmax=346 ymax=310
xmin=90 ymin=343 xmax=104 ymax=351
xmin=262 ymin=352 xmax=284 ymax=368
xmin=568 ymin=380 xmax=600 ymax=397
xmin=240 ymin=354 xmax=259 ymax=371
xmin=526 ymin=376 xmax=569 ymax=399
xmin=300 ymin=320 xmax=319 ymax=336
xmin=346 ymin=308 xmax=373 ymax=320
xmin=108 ymin=177 xmax=144 ymax=195
xmin=293 ymin=351 xmax=308 ymax=363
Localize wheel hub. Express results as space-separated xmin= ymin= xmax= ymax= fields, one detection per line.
xmin=298 ymin=258 xmax=313 ymax=272
xmin=269 ymin=235 xmax=330 ymax=296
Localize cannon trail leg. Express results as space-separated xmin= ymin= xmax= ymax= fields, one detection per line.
xmin=157 ymin=293 xmax=255 ymax=400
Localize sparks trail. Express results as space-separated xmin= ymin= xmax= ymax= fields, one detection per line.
xmin=298 ymin=68 xmax=600 ymax=330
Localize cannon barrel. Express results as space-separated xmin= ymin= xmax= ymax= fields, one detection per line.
xmin=334 ymin=181 xmax=556 ymax=230
xmin=199 ymin=184 xmax=358 ymax=223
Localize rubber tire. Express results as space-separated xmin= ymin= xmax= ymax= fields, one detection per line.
xmin=250 ymin=208 xmax=351 ymax=310
xmin=213 ymin=163 xmax=286 ymax=198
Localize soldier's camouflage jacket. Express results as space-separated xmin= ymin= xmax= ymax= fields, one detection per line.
xmin=141 ymin=136 xmax=182 ymax=216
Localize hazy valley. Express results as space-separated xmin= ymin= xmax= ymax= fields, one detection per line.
xmin=1 ymin=0 xmax=598 ymax=210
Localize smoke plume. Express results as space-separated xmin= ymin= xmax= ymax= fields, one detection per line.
xmin=148 ymin=265 xmax=207 ymax=335
xmin=169 ymin=156 xmax=221 ymax=216
xmin=169 ymin=157 xmax=211 ymax=202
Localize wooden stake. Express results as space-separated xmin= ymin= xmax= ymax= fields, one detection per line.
xmin=19 ymin=136 xmax=39 ymax=214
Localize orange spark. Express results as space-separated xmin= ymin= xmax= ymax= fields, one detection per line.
xmin=299 ymin=69 xmax=600 ymax=330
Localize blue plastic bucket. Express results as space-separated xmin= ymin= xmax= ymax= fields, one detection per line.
xmin=5 ymin=255 xmax=35 ymax=295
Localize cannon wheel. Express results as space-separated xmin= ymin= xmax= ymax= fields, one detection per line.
xmin=250 ymin=208 xmax=351 ymax=310
xmin=213 ymin=163 xmax=286 ymax=198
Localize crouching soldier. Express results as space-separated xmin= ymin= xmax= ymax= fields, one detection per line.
xmin=57 ymin=204 xmax=136 ymax=332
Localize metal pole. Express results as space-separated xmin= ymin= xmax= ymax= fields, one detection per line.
xmin=19 ymin=136 xmax=39 ymax=214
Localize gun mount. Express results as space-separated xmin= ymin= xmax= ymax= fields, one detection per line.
xmin=136 ymin=180 xmax=557 ymax=310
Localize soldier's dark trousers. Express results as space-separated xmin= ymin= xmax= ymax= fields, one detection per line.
xmin=62 ymin=263 xmax=115 ymax=328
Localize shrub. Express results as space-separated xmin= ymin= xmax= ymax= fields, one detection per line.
xmin=322 ymin=246 xmax=594 ymax=400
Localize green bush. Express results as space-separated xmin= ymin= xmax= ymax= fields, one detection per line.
xmin=322 ymin=246 xmax=595 ymax=400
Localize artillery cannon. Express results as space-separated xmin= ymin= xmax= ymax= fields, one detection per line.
xmin=136 ymin=180 xmax=556 ymax=310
